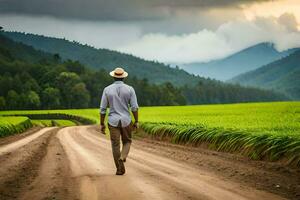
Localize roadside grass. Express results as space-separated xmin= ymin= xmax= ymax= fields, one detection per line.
xmin=0 ymin=116 xmax=32 ymax=137
xmin=54 ymin=120 xmax=77 ymax=126
xmin=31 ymin=120 xmax=53 ymax=127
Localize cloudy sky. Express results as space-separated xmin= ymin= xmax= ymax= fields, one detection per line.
xmin=1 ymin=0 xmax=300 ymax=63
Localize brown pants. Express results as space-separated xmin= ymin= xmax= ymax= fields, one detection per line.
xmin=108 ymin=122 xmax=132 ymax=169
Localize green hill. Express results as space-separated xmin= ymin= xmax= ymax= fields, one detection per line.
xmin=181 ymin=43 xmax=297 ymax=81
xmin=3 ymin=31 xmax=203 ymax=86
xmin=230 ymin=50 xmax=300 ymax=99
xmin=0 ymin=33 xmax=54 ymax=63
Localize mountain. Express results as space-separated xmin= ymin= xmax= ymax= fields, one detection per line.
xmin=3 ymin=31 xmax=203 ymax=86
xmin=181 ymin=43 xmax=297 ymax=81
xmin=230 ymin=50 xmax=300 ymax=100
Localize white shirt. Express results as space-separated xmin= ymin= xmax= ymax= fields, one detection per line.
xmin=100 ymin=81 xmax=138 ymax=127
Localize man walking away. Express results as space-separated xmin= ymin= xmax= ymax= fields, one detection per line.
xmin=100 ymin=67 xmax=139 ymax=175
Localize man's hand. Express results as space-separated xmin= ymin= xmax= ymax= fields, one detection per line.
xmin=100 ymin=124 xmax=106 ymax=134
xmin=133 ymin=121 xmax=139 ymax=129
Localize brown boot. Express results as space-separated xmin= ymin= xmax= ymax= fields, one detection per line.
xmin=116 ymin=159 xmax=125 ymax=175
xmin=116 ymin=169 xmax=124 ymax=175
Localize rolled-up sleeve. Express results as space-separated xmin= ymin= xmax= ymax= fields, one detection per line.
xmin=130 ymin=87 xmax=139 ymax=112
xmin=100 ymin=89 xmax=108 ymax=114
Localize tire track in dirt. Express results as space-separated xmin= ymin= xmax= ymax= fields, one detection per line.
xmin=58 ymin=126 xmax=286 ymax=200
xmin=0 ymin=127 xmax=77 ymax=200
xmin=19 ymin=131 xmax=78 ymax=200
xmin=0 ymin=127 xmax=41 ymax=146
xmin=0 ymin=128 xmax=57 ymax=199
xmin=0 ymin=125 xmax=295 ymax=200
xmin=0 ymin=127 xmax=55 ymax=156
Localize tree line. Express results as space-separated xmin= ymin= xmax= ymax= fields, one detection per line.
xmin=0 ymin=56 xmax=187 ymax=110
xmin=0 ymin=57 xmax=286 ymax=110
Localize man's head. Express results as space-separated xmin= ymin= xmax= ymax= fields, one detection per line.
xmin=109 ymin=67 xmax=128 ymax=80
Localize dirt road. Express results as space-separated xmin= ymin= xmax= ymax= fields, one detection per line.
xmin=0 ymin=126 xmax=299 ymax=200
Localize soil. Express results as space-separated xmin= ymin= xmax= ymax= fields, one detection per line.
xmin=0 ymin=127 xmax=41 ymax=146
xmin=0 ymin=125 xmax=299 ymax=200
xmin=0 ymin=127 xmax=77 ymax=200
xmin=130 ymin=131 xmax=300 ymax=200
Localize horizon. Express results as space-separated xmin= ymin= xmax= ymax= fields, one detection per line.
xmin=1 ymin=0 xmax=300 ymax=64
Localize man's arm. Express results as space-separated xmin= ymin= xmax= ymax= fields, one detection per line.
xmin=130 ymin=87 xmax=139 ymax=129
xmin=100 ymin=113 xmax=106 ymax=125
xmin=132 ymin=111 xmax=138 ymax=128
xmin=99 ymin=89 xmax=108 ymax=134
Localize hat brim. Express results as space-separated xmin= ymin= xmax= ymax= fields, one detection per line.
xmin=109 ymin=71 xmax=128 ymax=78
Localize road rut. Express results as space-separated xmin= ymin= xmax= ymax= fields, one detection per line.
xmin=1 ymin=125 xmax=298 ymax=200
xmin=58 ymin=126 xmax=285 ymax=200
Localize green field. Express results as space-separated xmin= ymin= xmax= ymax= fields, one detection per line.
xmin=1 ymin=101 xmax=298 ymax=135
xmin=0 ymin=101 xmax=299 ymax=166
xmin=140 ymin=102 xmax=300 ymax=135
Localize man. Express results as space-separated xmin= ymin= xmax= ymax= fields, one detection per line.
xmin=100 ymin=67 xmax=139 ymax=175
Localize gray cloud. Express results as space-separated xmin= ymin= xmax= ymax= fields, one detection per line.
xmin=2 ymin=11 xmax=299 ymax=64
xmin=118 ymin=13 xmax=300 ymax=63
xmin=1 ymin=0 xmax=298 ymax=64
xmin=0 ymin=0 xmax=273 ymax=21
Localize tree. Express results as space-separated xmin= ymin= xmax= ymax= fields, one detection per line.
xmin=0 ymin=96 xmax=6 ymax=110
xmin=53 ymin=53 xmax=61 ymax=63
xmin=56 ymin=72 xmax=81 ymax=108
xmin=42 ymin=87 xmax=61 ymax=109
xmin=70 ymin=83 xmax=90 ymax=108
xmin=64 ymin=60 xmax=85 ymax=74
xmin=24 ymin=91 xmax=40 ymax=109
xmin=22 ymin=77 xmax=40 ymax=93
xmin=6 ymin=90 xmax=19 ymax=109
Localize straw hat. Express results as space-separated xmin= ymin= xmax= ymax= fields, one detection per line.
xmin=109 ymin=67 xmax=128 ymax=78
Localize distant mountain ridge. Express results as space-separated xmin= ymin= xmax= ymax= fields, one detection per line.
xmin=181 ymin=43 xmax=298 ymax=81
xmin=0 ymin=33 xmax=54 ymax=63
xmin=230 ymin=50 xmax=300 ymax=100
xmin=3 ymin=31 xmax=203 ymax=86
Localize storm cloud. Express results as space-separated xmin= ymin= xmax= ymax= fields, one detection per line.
xmin=0 ymin=0 xmax=299 ymax=64
xmin=0 ymin=0 xmax=273 ymax=20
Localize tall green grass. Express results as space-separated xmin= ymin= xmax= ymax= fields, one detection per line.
xmin=141 ymin=122 xmax=300 ymax=166
xmin=0 ymin=117 xmax=33 ymax=137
